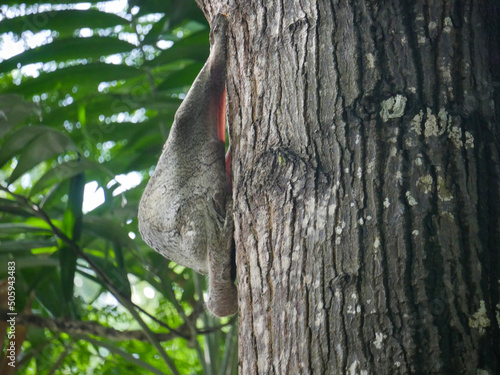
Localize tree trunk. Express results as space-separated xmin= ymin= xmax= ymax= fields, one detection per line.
xmin=197 ymin=0 xmax=499 ymax=373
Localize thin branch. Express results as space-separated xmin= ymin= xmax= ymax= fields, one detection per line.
xmin=0 ymin=309 xmax=191 ymax=343
xmin=2 ymin=186 xmax=181 ymax=330
xmin=47 ymin=339 xmax=74 ymax=375
xmin=75 ymin=334 xmax=167 ymax=375
xmin=0 ymin=185 xmax=181 ymax=374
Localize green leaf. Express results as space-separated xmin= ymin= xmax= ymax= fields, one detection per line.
xmin=0 ymin=255 xmax=59 ymax=269
xmin=31 ymin=158 xmax=112 ymax=196
xmin=114 ymin=243 xmax=126 ymax=271
xmin=0 ymin=239 xmax=57 ymax=252
xmin=83 ymin=215 xmax=135 ymax=248
xmin=4 ymin=0 xmax=101 ymax=5
xmin=33 ymin=267 xmax=65 ymax=317
xmin=0 ymin=37 xmax=137 ymax=73
xmin=157 ymin=62 xmax=203 ymax=91
xmin=130 ymin=0 xmax=206 ymax=26
xmin=65 ymin=172 xmax=85 ymax=240
xmin=59 ymin=173 xmax=85 ymax=315
xmin=5 ymin=128 xmax=77 ymax=183
xmin=0 ymin=94 xmax=41 ymax=139
xmin=142 ymin=14 xmax=169 ymax=45
xmin=0 ymin=197 xmax=33 ymax=217
xmin=2 ymin=63 xmax=144 ymax=96
xmin=144 ymin=29 xmax=209 ymax=67
xmin=0 ymin=126 xmax=75 ymax=168
xmin=128 ymin=0 xmax=172 ymax=16
xmin=0 ymin=9 xmax=128 ymax=37
xmin=0 ymin=223 xmax=52 ymax=234
xmin=113 ymin=243 xmax=131 ymax=299
xmin=84 ymin=253 xmax=132 ymax=300
xmin=56 ymin=92 xmax=180 ymax=122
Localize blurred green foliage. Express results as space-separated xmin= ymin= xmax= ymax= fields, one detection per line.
xmin=0 ymin=1 xmax=237 ymax=374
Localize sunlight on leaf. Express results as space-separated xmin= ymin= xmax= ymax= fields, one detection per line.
xmin=83 ymin=180 xmax=105 ymax=213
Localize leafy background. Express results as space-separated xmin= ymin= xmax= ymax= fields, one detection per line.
xmin=0 ymin=1 xmax=237 ymax=374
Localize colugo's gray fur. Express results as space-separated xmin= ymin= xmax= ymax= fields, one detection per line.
xmin=138 ymin=14 xmax=237 ymax=317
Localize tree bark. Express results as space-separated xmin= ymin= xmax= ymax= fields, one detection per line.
xmin=197 ymin=0 xmax=499 ymax=373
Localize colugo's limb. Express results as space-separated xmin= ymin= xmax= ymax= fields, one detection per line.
xmin=138 ymin=13 xmax=237 ymax=317
xmin=207 ymin=200 xmax=237 ymax=317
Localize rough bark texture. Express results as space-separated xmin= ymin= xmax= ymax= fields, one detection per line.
xmin=198 ymin=0 xmax=499 ymax=373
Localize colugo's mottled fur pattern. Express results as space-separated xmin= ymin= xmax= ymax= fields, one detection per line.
xmin=138 ymin=14 xmax=237 ymax=317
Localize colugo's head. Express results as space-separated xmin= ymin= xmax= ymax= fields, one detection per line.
xmin=210 ymin=13 xmax=228 ymax=45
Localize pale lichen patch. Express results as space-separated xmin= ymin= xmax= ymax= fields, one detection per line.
xmin=406 ymin=191 xmax=418 ymax=206
xmin=348 ymin=360 xmax=360 ymax=375
xmin=424 ymin=108 xmax=439 ymax=136
xmin=373 ymin=332 xmax=387 ymax=349
xmin=383 ymin=197 xmax=390 ymax=208
xmin=424 ymin=107 xmax=445 ymax=137
xmin=328 ymin=203 xmax=336 ymax=215
xmin=395 ymin=171 xmax=403 ymax=184
xmin=374 ymin=236 xmax=381 ymax=249
xmin=424 ymin=108 xmax=449 ymax=137
xmin=405 ymin=138 xmax=414 ymax=148
xmin=366 ymin=53 xmax=375 ymax=69
xmin=437 ymin=176 xmax=453 ymax=201
xmin=440 ymin=66 xmax=452 ymax=84
xmin=256 ymin=315 xmax=266 ymax=335
xmin=281 ymin=254 xmax=291 ymax=272
xmin=411 ymin=107 xmax=472 ymax=150
xmin=380 ymin=94 xmax=407 ymax=122
xmin=441 ymin=211 xmax=455 ymax=221
xmin=304 ymin=196 xmax=316 ymax=215
xmin=367 ymin=161 xmax=375 ymax=174
xmin=443 ymin=17 xmax=453 ymax=33
xmin=417 ymin=175 xmax=433 ymax=194
xmin=465 ymin=131 xmax=474 ymax=149
xmin=469 ymin=300 xmax=490 ymax=335
xmin=411 ymin=110 xmax=423 ymax=135
xmin=449 ymin=125 xmax=463 ymax=148
xmin=438 ymin=108 xmax=449 ymax=123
